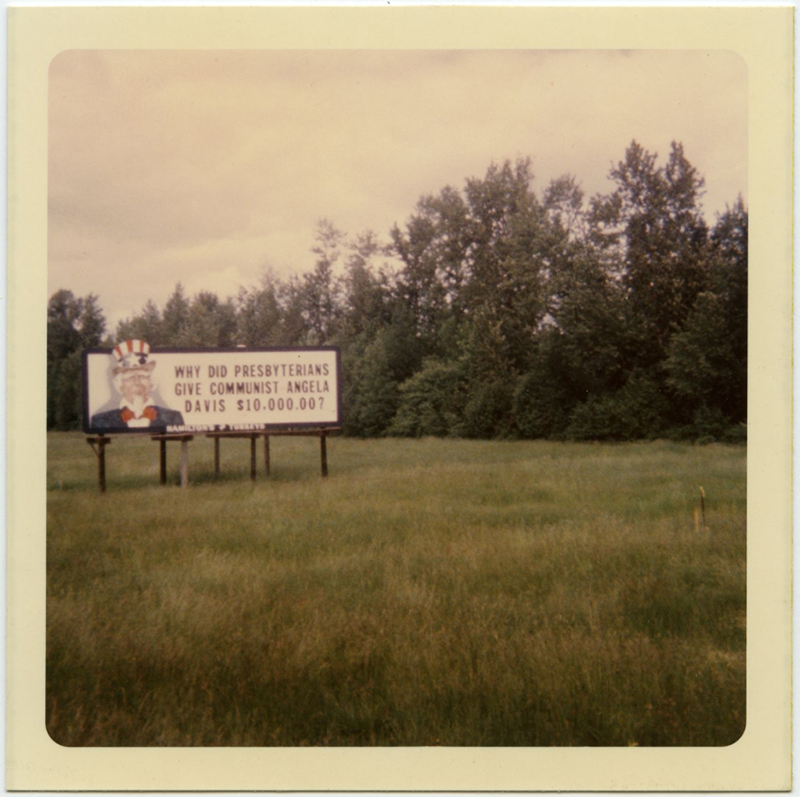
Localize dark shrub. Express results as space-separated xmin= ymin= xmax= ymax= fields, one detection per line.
xmin=388 ymin=359 xmax=467 ymax=438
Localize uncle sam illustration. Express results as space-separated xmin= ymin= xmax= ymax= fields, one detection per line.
xmin=90 ymin=340 xmax=184 ymax=430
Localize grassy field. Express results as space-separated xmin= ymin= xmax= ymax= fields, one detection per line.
xmin=46 ymin=432 xmax=746 ymax=746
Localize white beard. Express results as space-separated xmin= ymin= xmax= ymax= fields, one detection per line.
xmin=127 ymin=416 xmax=151 ymax=428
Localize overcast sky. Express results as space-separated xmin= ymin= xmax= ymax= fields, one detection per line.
xmin=49 ymin=49 xmax=747 ymax=333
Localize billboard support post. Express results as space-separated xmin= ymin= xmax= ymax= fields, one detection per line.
xmin=86 ymin=435 xmax=111 ymax=494
xmin=151 ymin=434 xmax=194 ymax=487
xmin=320 ymin=430 xmax=328 ymax=477
xmin=159 ymin=440 xmax=167 ymax=485
xmin=180 ymin=440 xmax=189 ymax=488
xmin=264 ymin=435 xmax=271 ymax=477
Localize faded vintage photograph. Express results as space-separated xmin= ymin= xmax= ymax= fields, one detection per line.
xmin=47 ymin=49 xmax=747 ymax=747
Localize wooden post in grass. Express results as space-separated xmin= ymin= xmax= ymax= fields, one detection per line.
xmin=180 ymin=439 xmax=189 ymax=488
xmin=86 ymin=435 xmax=111 ymax=494
xmin=159 ymin=439 xmax=167 ymax=485
xmin=204 ymin=429 xmax=337 ymax=481
xmin=152 ymin=434 xmax=193 ymax=487
xmin=98 ymin=438 xmax=107 ymax=493
xmin=320 ymin=430 xmax=328 ymax=477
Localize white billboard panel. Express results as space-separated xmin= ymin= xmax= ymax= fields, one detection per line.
xmin=83 ymin=346 xmax=341 ymax=434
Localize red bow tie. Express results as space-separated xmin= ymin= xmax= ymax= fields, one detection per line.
xmin=121 ymin=406 xmax=157 ymax=423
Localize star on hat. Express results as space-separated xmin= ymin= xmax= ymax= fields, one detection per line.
xmin=112 ymin=339 xmax=156 ymax=375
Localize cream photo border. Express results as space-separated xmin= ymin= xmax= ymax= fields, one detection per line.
xmin=7 ymin=5 xmax=793 ymax=791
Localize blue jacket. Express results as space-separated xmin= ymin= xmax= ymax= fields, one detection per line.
xmin=89 ymin=406 xmax=184 ymax=432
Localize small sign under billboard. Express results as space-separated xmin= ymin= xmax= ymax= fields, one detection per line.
xmin=83 ymin=342 xmax=341 ymax=434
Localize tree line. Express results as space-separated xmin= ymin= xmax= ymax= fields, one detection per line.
xmin=48 ymin=140 xmax=747 ymax=441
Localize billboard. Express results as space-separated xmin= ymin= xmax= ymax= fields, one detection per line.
xmin=83 ymin=341 xmax=341 ymax=434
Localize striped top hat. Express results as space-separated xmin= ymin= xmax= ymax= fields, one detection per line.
xmin=112 ymin=339 xmax=156 ymax=375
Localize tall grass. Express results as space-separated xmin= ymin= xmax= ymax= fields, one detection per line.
xmin=47 ymin=433 xmax=745 ymax=746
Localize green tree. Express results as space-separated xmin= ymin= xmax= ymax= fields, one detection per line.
xmin=389 ymin=358 xmax=467 ymax=437
xmin=512 ymin=345 xmax=573 ymax=439
xmin=341 ymin=301 xmax=424 ymax=437
xmin=545 ymin=247 xmax=631 ymax=400
xmin=162 ymin=284 xmax=191 ymax=344
xmin=387 ymin=159 xmax=572 ymax=437
xmin=708 ymin=196 xmax=747 ymax=423
xmin=78 ymin=294 xmax=107 ymax=349
xmin=662 ymin=198 xmax=747 ymax=435
xmin=344 ymin=329 xmax=401 ymax=437
xmin=390 ymin=205 xmax=452 ymax=351
xmin=338 ymin=231 xmax=392 ymax=340
xmin=665 ymin=292 xmax=739 ymax=411
xmin=391 ymin=185 xmax=471 ymax=333
xmin=236 ymin=270 xmax=284 ymax=347
xmin=47 ymin=289 xmax=106 ymax=430
xmin=179 ymin=291 xmax=238 ymax=347
xmin=277 ymin=275 xmax=310 ymax=346
xmin=564 ymin=369 xmax=671 ymax=442
xmin=302 ymin=219 xmax=345 ymax=344
xmin=114 ymin=299 xmax=164 ymax=345
xmin=461 ymin=159 xmax=557 ymax=372
xmin=589 ymin=141 xmax=710 ymax=365
xmin=544 ymin=174 xmax=589 ymax=243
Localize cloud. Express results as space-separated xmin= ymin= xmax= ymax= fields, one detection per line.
xmin=48 ymin=49 xmax=747 ymax=331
